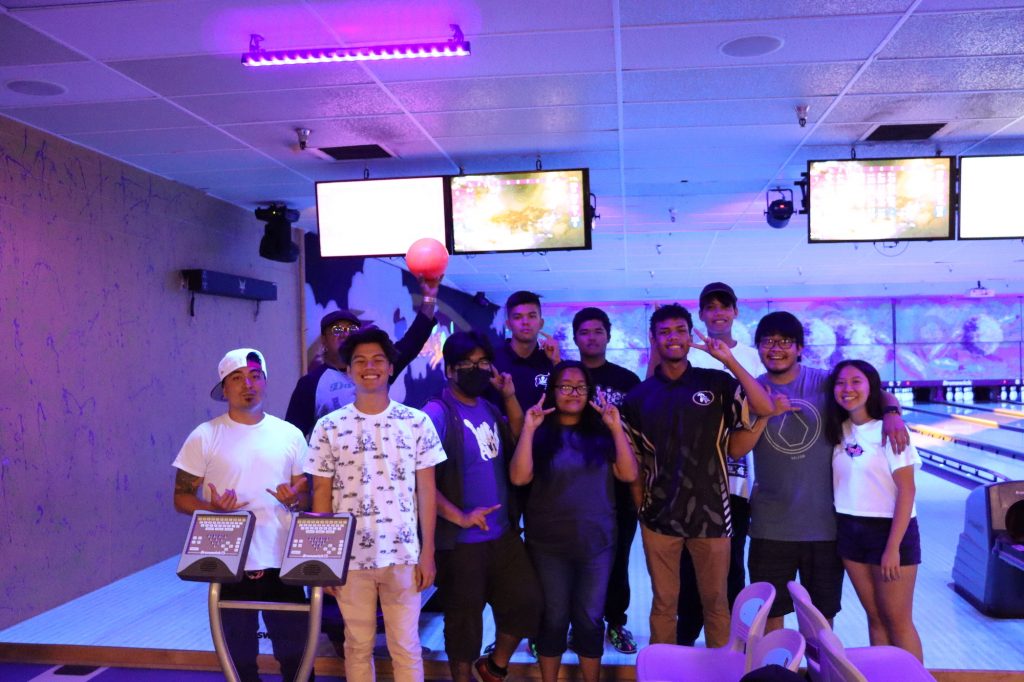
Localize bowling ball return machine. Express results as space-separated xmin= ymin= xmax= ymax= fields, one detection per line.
xmin=177 ymin=511 xmax=355 ymax=682
xmin=952 ymin=480 xmax=1024 ymax=618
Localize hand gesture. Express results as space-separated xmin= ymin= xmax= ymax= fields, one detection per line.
xmin=691 ymin=328 xmax=734 ymax=364
xmin=490 ymin=367 xmax=516 ymax=399
xmin=417 ymin=274 xmax=441 ymax=298
xmin=266 ymin=482 xmax=300 ymax=510
xmin=538 ymin=331 xmax=561 ymax=364
xmin=766 ymin=385 xmax=801 ymax=417
xmin=208 ymin=483 xmax=248 ymax=511
xmin=524 ymin=393 xmax=555 ymax=430
xmin=590 ymin=392 xmax=623 ymax=433
xmin=462 ymin=504 xmax=502 ymax=531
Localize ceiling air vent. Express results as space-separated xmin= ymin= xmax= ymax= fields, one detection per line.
xmin=864 ymin=123 xmax=945 ymax=142
xmin=313 ymin=144 xmax=394 ymax=161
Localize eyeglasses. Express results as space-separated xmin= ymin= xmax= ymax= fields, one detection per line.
xmin=758 ymin=337 xmax=796 ymax=350
xmin=555 ymin=384 xmax=588 ymax=396
xmin=453 ymin=359 xmax=492 ymax=372
xmin=328 ymin=323 xmax=360 ymax=337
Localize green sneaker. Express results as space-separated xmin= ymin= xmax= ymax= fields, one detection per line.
xmin=607 ymin=624 xmax=637 ymax=654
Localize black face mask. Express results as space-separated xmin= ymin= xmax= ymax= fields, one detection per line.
xmin=455 ymin=367 xmax=492 ymax=397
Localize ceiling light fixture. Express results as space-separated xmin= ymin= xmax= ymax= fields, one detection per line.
xmin=765 ymin=187 xmax=794 ymax=229
xmin=241 ymin=25 xmax=470 ymax=67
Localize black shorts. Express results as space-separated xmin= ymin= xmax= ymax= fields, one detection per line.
xmin=836 ymin=514 xmax=922 ymax=566
xmin=748 ymin=538 xmax=844 ymax=619
xmin=435 ymin=531 xmax=542 ymax=662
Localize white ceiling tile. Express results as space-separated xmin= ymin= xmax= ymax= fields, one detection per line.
xmin=851 ymin=56 xmax=1024 ymax=94
xmin=175 ymin=84 xmax=403 ymax=125
xmin=621 ymin=1 xmax=913 ymax=25
xmin=625 ymin=97 xmax=835 ymax=128
xmin=68 ymin=126 xmax=247 ymax=156
xmin=828 ymin=91 xmax=1024 ymax=124
xmin=0 ymin=62 xmax=152 ymax=106
xmin=622 ymin=16 xmax=900 ymax=70
xmin=881 ymin=8 xmax=1024 ymax=58
xmin=12 ymin=0 xmax=335 ymax=60
xmin=417 ymin=105 xmax=618 ymax=137
xmin=434 ymin=131 xmax=620 ymax=155
xmin=111 ymin=54 xmax=372 ymax=98
xmin=389 ymin=73 xmax=617 ymax=113
xmin=624 ymin=63 xmax=860 ymax=102
xmin=122 ymin=149 xmax=283 ymax=175
xmin=0 ymin=99 xmax=199 ymax=133
xmin=0 ymin=14 xmax=86 ymax=66
xmin=222 ymin=115 xmax=427 ymax=149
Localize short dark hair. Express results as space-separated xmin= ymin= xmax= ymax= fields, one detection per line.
xmin=754 ymin=311 xmax=805 ymax=348
xmin=506 ymin=290 xmax=542 ymax=315
xmin=442 ymin=331 xmax=495 ymax=371
xmin=572 ymin=307 xmax=611 ymax=336
xmin=339 ymin=327 xmax=398 ymax=366
xmin=824 ymin=359 xmax=884 ymax=446
xmin=650 ymin=303 xmax=693 ymax=337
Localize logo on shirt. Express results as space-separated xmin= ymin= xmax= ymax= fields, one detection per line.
xmin=844 ymin=442 xmax=864 ymax=458
xmin=464 ymin=419 xmax=500 ymax=462
xmin=761 ymin=397 xmax=823 ymax=458
xmin=534 ymin=373 xmax=549 ymax=389
xmin=692 ymin=390 xmax=714 ymax=406
xmin=596 ymin=385 xmax=627 ymax=407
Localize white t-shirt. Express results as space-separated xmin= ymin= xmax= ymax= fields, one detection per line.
xmin=689 ymin=340 xmax=765 ymax=498
xmin=305 ymin=400 xmax=447 ymax=570
xmin=832 ymin=419 xmax=921 ymax=518
xmin=172 ymin=413 xmax=307 ymax=570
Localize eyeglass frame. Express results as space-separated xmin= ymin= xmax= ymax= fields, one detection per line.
xmin=757 ymin=336 xmax=798 ymax=350
xmin=452 ymin=359 xmax=493 ymax=372
xmin=327 ymin=323 xmax=360 ymax=337
xmin=554 ymin=384 xmax=589 ymax=396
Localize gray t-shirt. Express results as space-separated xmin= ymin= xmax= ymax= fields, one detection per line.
xmin=749 ymin=365 xmax=836 ymax=541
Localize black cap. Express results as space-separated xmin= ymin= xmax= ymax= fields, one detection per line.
xmin=699 ymin=282 xmax=737 ymax=308
xmin=320 ymin=309 xmax=363 ymax=334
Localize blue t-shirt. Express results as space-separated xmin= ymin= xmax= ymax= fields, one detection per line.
xmin=424 ymin=399 xmax=509 ymax=543
xmin=524 ymin=428 xmax=616 ymax=557
xmin=750 ymin=365 xmax=837 ymax=541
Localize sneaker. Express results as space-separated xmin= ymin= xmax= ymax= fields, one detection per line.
xmin=528 ymin=639 xmax=538 ymax=658
xmin=472 ymin=655 xmax=507 ymax=682
xmin=607 ymin=624 xmax=638 ymax=654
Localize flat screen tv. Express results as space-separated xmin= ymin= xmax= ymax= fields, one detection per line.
xmin=449 ymin=168 xmax=591 ymax=254
xmin=316 ymin=176 xmax=450 ymax=258
xmin=958 ymin=155 xmax=1024 ymax=240
xmin=807 ymin=157 xmax=955 ymax=243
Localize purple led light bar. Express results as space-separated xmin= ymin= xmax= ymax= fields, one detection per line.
xmin=242 ymin=26 xmax=470 ymax=67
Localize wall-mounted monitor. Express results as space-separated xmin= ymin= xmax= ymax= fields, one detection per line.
xmin=449 ymin=168 xmax=590 ymax=254
xmin=316 ymin=176 xmax=450 ymax=258
xmin=807 ymin=157 xmax=955 ymax=243
xmin=958 ymin=155 xmax=1024 ymax=240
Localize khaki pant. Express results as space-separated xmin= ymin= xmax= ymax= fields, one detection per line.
xmin=334 ymin=564 xmax=423 ymax=682
xmin=640 ymin=525 xmax=731 ymax=647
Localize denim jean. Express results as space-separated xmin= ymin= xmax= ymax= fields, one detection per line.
xmin=528 ymin=544 xmax=614 ymax=659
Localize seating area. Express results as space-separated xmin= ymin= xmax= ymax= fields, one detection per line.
xmin=635 ymin=581 xmax=936 ymax=682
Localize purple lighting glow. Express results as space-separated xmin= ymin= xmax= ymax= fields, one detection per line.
xmin=242 ymin=26 xmax=470 ymax=67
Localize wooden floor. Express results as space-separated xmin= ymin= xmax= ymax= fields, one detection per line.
xmin=1 ymin=470 xmax=1022 ymax=678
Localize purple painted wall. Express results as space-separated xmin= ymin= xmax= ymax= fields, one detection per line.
xmin=0 ymin=115 xmax=301 ymax=629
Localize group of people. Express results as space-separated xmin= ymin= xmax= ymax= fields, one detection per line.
xmin=171 ymin=279 xmax=925 ymax=682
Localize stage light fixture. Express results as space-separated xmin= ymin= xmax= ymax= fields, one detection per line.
xmin=242 ymin=26 xmax=470 ymax=67
xmin=256 ymin=204 xmax=300 ymax=263
xmin=765 ymin=187 xmax=795 ymax=229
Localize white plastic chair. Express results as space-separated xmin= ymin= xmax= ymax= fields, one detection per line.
xmin=748 ymin=628 xmax=806 ymax=672
xmin=787 ymin=581 xmax=935 ymax=682
xmin=636 ymin=581 xmax=776 ymax=682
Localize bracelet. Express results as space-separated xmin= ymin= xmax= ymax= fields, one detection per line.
xmin=422 ymin=296 xmax=437 ymax=304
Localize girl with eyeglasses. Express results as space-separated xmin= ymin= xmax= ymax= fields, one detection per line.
xmin=824 ymin=359 xmax=924 ymax=662
xmin=510 ymin=360 xmax=638 ymax=682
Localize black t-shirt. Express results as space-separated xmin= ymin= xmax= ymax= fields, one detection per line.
xmin=491 ymin=340 xmax=554 ymax=414
xmin=587 ymin=361 xmax=641 ymax=408
xmin=621 ymin=363 xmax=745 ymax=538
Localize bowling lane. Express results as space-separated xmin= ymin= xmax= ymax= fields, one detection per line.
xmin=908 ymin=403 xmax=1024 ymax=432
xmin=911 ymin=432 xmax=1024 ymax=482
xmin=904 ymin=410 xmax=1024 ymax=456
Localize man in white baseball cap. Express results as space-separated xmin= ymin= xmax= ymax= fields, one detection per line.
xmin=173 ymin=348 xmax=312 ymax=682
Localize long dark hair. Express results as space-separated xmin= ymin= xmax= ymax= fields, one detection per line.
xmin=532 ymin=361 xmax=612 ymax=470
xmin=824 ymin=359 xmax=885 ymax=445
